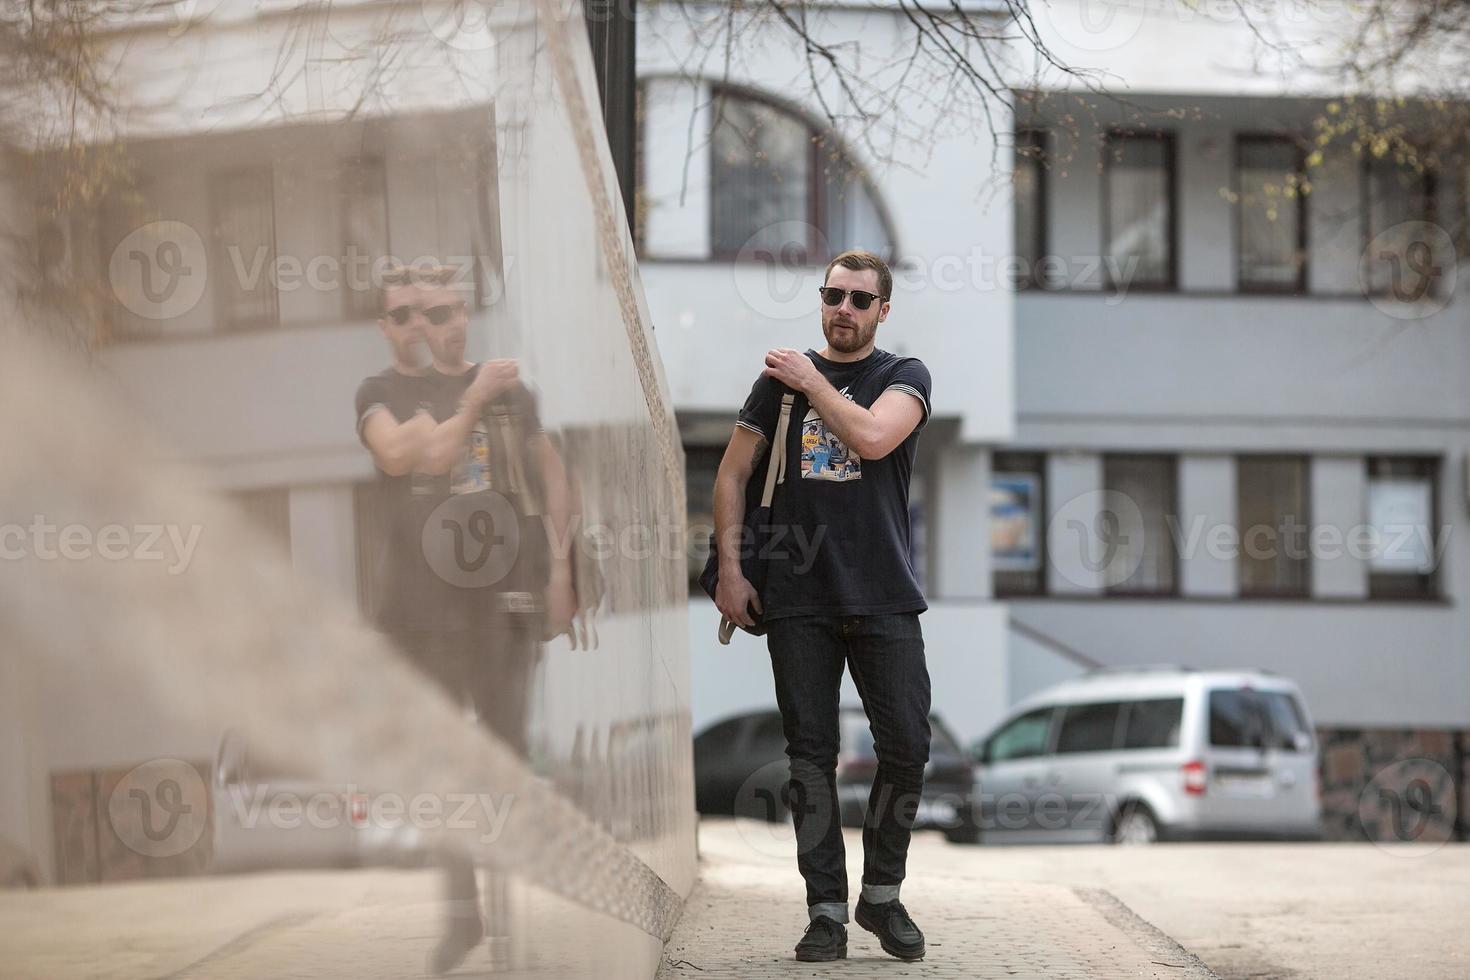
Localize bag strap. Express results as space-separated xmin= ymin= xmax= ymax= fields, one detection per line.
xmin=760 ymin=394 xmax=795 ymax=505
xmin=719 ymin=392 xmax=796 ymax=645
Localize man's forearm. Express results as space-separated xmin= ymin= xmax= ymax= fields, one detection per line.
xmin=713 ymin=471 xmax=750 ymax=575
xmin=804 ymin=376 xmax=879 ymax=457
xmin=418 ymin=396 xmax=486 ymax=474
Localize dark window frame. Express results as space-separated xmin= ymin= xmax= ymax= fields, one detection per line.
xmin=992 ymin=450 xmax=1049 ymax=598
xmin=338 ymin=155 xmax=391 ymax=322
xmin=208 ymin=165 xmax=281 ymax=331
xmin=1101 ymin=129 xmax=1178 ymax=292
xmin=1233 ymin=133 xmax=1309 ymax=295
xmin=1014 ymin=128 xmax=1050 ymax=290
xmin=1236 ymin=453 xmax=1313 ymax=599
xmin=1366 ymin=455 xmax=1443 ymax=600
xmin=1101 ymin=452 xmax=1181 ymax=598
xmin=705 ymin=85 xmax=897 ymax=266
xmin=1359 ymin=151 xmax=1443 ymax=302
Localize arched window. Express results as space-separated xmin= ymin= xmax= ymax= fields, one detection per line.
xmin=707 ymin=87 xmax=895 ymax=264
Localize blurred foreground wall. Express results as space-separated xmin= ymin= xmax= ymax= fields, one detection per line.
xmin=0 ymin=0 xmax=694 ymax=975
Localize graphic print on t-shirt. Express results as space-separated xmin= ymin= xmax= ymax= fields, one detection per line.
xmin=800 ymin=387 xmax=862 ymax=481
xmin=450 ymin=422 xmax=492 ymax=495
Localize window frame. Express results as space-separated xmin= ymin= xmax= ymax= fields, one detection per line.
xmin=992 ymin=450 xmax=1049 ymax=598
xmin=1365 ymin=455 xmax=1443 ymax=600
xmin=1359 ymin=150 xmax=1440 ymax=299
xmin=208 ymin=165 xmax=281 ymax=331
xmin=1236 ymin=453 xmax=1313 ymax=599
xmin=704 ymin=85 xmax=896 ymax=266
xmin=1101 ymin=129 xmax=1178 ymax=292
xmin=1014 ymin=128 xmax=1050 ymax=290
xmin=1233 ymin=133 xmax=1309 ymax=295
xmin=338 ymin=155 xmax=391 ymax=322
xmin=1101 ymin=452 xmax=1181 ymax=598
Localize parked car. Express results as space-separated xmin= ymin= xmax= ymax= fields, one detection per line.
xmin=974 ymin=667 xmax=1322 ymax=844
xmin=970 ymin=667 xmax=1328 ymax=846
xmin=693 ymin=707 xmax=980 ymax=843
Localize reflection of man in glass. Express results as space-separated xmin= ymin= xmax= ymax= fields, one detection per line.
xmin=354 ymin=264 xmax=577 ymax=974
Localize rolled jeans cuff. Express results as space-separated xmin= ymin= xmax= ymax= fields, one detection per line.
xmin=861 ymin=883 xmax=901 ymax=904
xmin=808 ymin=902 xmax=849 ymax=923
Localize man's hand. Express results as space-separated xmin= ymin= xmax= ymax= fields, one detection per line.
xmin=466 ymin=358 xmax=519 ymax=409
xmin=541 ymin=569 xmax=577 ymax=643
xmin=715 ymin=571 xmax=762 ymax=629
xmin=762 ymin=348 xmax=821 ymax=392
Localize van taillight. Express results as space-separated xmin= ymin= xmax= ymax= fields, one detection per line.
xmin=1182 ymin=760 xmax=1207 ymax=796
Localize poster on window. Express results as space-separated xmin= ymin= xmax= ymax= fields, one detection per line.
xmin=1368 ymin=477 xmax=1434 ymax=573
xmin=991 ymin=473 xmax=1040 ymax=572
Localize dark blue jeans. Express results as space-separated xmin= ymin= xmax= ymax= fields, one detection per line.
xmin=766 ymin=613 xmax=931 ymax=917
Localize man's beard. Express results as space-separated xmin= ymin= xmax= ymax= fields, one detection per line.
xmin=825 ymin=318 xmax=874 ymax=353
xmin=402 ymin=338 xmax=433 ymax=370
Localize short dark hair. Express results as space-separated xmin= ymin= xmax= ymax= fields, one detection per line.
xmin=377 ymin=262 xmax=464 ymax=314
xmin=823 ymin=249 xmax=892 ymax=300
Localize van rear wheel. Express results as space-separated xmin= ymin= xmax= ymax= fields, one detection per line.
xmin=1110 ymin=802 xmax=1159 ymax=845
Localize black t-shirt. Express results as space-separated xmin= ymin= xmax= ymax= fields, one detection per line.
xmin=354 ymin=367 xmax=438 ymax=631
xmin=735 ymin=347 xmax=932 ymax=621
xmin=354 ymin=364 xmax=547 ymax=632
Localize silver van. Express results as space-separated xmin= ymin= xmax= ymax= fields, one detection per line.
xmin=974 ymin=667 xmax=1322 ymax=844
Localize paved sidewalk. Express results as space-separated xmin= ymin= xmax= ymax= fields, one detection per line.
xmin=657 ymin=820 xmax=1217 ymax=980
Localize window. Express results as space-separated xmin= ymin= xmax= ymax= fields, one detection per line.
xmin=1235 ymin=136 xmax=1307 ymax=292
xmin=1260 ymin=692 xmax=1312 ymax=752
xmin=1361 ymin=153 xmax=1439 ymax=298
xmin=340 ymin=157 xmax=389 ymax=320
xmin=1103 ymin=131 xmax=1175 ymax=290
xmin=1209 ymin=689 xmax=1267 ymax=748
xmin=992 ymin=451 xmax=1046 ymax=596
xmin=694 ymin=716 xmax=748 ymax=763
xmin=709 ymin=89 xmax=893 ymax=263
xmin=1237 ymin=456 xmax=1309 ymax=597
xmin=985 ymin=707 xmax=1054 ymax=763
xmin=1055 ymin=702 xmax=1123 ymax=754
xmin=1367 ymin=456 xmax=1441 ymax=599
xmin=1014 ymin=129 xmax=1049 ymax=289
xmin=1102 ymin=454 xmax=1178 ymax=595
xmin=1122 ymin=698 xmax=1183 ymax=749
xmin=747 ymin=713 xmax=788 ymax=755
xmin=209 ymin=168 xmax=279 ymax=328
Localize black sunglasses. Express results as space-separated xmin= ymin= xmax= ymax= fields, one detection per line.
xmin=385 ymin=302 xmax=464 ymax=326
xmin=818 ymin=286 xmax=886 ymax=310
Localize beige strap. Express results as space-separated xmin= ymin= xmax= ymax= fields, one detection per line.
xmin=719 ymin=393 xmax=794 ymax=646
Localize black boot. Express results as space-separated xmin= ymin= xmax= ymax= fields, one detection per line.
xmin=855 ymin=898 xmax=925 ymax=961
xmin=794 ymin=914 xmax=848 ymax=962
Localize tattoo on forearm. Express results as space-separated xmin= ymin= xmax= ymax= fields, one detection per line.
xmin=749 ymin=437 xmax=769 ymax=470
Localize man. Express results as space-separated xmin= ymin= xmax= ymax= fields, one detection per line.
xmin=354 ymin=264 xmax=575 ymax=975
xmin=713 ymin=249 xmax=933 ymax=963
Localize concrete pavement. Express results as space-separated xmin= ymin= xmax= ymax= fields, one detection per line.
xmin=670 ymin=817 xmax=1470 ymax=980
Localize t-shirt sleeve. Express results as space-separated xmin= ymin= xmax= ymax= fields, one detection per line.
xmin=884 ymin=358 xmax=932 ymax=428
xmin=354 ymin=375 xmax=389 ymax=445
xmin=735 ymin=373 xmax=782 ymax=443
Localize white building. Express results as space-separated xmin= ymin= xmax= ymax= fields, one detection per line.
xmin=638 ymin=0 xmax=1470 ymax=783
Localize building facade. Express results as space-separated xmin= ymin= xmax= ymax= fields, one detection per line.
xmin=640 ymin=1 xmax=1469 ymax=839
